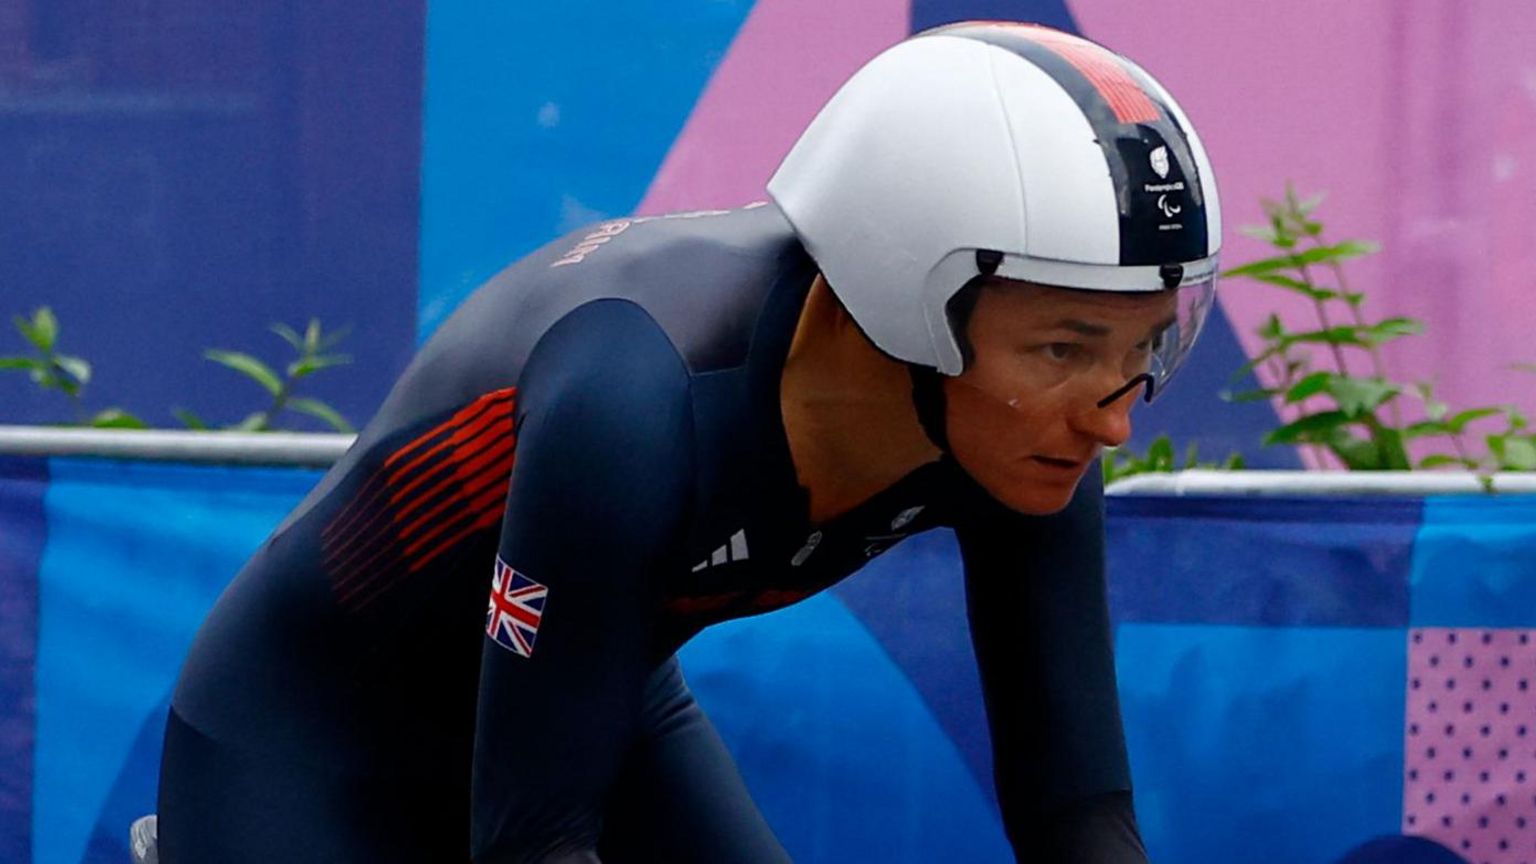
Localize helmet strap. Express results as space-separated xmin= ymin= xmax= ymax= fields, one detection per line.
xmin=909 ymin=257 xmax=1000 ymax=455
xmin=908 ymin=365 xmax=950 ymax=453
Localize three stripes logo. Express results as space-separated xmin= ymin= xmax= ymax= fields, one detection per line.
xmin=324 ymin=388 xmax=518 ymax=612
xmin=692 ymin=529 xmax=749 ymax=572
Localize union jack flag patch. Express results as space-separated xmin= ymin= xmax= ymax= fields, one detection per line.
xmin=485 ymin=557 xmax=547 ymax=658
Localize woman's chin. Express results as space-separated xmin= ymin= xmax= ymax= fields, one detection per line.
xmin=981 ymin=471 xmax=1082 ymax=516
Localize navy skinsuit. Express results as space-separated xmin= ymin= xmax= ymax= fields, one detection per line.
xmin=159 ymin=203 xmax=1147 ymax=863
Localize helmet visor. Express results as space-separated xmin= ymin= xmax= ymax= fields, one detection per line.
xmin=1105 ymin=275 xmax=1216 ymax=406
xmin=953 ymin=276 xmax=1217 ymax=415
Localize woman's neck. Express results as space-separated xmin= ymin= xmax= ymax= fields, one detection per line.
xmin=779 ymin=275 xmax=942 ymax=524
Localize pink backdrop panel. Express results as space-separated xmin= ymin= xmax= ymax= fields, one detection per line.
xmin=636 ymin=0 xmax=909 ymax=215
xmin=1405 ymin=628 xmax=1536 ymax=863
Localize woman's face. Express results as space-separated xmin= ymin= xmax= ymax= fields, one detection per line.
xmin=942 ymin=280 xmax=1178 ymax=514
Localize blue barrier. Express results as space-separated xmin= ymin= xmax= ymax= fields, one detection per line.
xmin=3 ymin=456 xmax=1534 ymax=863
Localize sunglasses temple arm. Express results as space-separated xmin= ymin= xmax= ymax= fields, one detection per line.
xmin=1095 ymin=373 xmax=1156 ymax=410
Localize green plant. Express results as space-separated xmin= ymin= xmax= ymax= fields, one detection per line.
xmin=196 ymin=319 xmax=356 ymax=433
xmin=1102 ymin=434 xmax=1245 ymax=486
xmin=1223 ymin=186 xmax=1535 ymax=477
xmin=0 ymin=307 xmax=148 ymax=428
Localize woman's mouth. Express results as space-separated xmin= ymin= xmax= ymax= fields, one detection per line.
xmin=1030 ymin=455 xmax=1083 ymax=471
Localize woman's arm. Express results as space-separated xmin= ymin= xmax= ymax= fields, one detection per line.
xmin=953 ymin=468 xmax=1149 ymax=863
xmin=470 ymin=299 xmax=696 ymax=863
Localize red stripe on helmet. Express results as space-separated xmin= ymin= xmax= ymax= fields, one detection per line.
xmin=990 ymin=23 xmax=1160 ymax=124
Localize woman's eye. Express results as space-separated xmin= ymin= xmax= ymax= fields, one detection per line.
xmin=1042 ymin=342 xmax=1080 ymax=361
xmin=1133 ymin=332 xmax=1165 ymax=355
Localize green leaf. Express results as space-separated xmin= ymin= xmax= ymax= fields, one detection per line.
xmin=1404 ymin=420 xmax=1450 ymax=440
xmin=1239 ymin=224 xmax=1279 ymax=243
xmin=1283 ymin=183 xmax=1302 ymax=210
xmin=1445 ymin=408 xmax=1502 ymax=434
xmin=287 ymin=353 xmax=352 ymax=379
xmin=1182 ymin=441 xmax=1201 ymax=468
xmin=1257 ymin=314 xmax=1285 ymax=340
xmin=1295 ymin=239 xmax=1380 ymax=266
xmin=1411 ymin=380 xmax=1448 ymax=421
xmin=173 ymin=408 xmax=209 ymax=430
xmin=43 ymin=369 xmax=80 ymax=397
xmin=1325 ymin=376 xmax=1400 ymax=418
xmin=1360 ymin=316 xmax=1424 ymax=346
xmin=288 ymin=397 xmax=355 ymax=433
xmin=1497 ymin=436 xmax=1536 ymax=470
xmin=1223 ymin=241 xmax=1378 ymax=280
xmin=88 ymin=408 xmax=149 ymax=429
xmin=1418 ymin=454 xmax=1470 ymax=469
xmin=1264 ymin=410 xmax=1352 ymax=445
xmin=1223 ymin=387 xmax=1281 ymax=404
xmin=1284 ymin=371 xmax=1334 ymax=403
xmin=1296 ymin=190 xmax=1328 ymax=216
xmin=0 ymin=356 xmax=43 ymax=371
xmin=1229 ymin=343 xmax=1285 ymax=384
xmin=205 ymin=350 xmax=283 ymax=396
xmin=54 ymin=354 xmax=90 ymax=385
xmin=1371 ymin=425 xmax=1411 ymax=470
xmin=1281 ymin=326 xmax=1367 ymax=348
xmin=17 ymin=307 xmax=59 ymax=352
xmin=269 ymin=322 xmax=304 ymax=352
xmin=1331 ymin=433 xmax=1381 ymax=470
xmin=304 ymin=318 xmax=322 ymax=354
xmin=1223 ymin=253 xmax=1304 ymax=279
xmin=1242 ymin=272 xmax=1333 ymax=300
xmin=230 ymin=412 xmax=269 ymax=432
xmin=13 ymin=315 xmax=39 ymax=351
xmin=318 ymin=324 xmax=353 ymax=351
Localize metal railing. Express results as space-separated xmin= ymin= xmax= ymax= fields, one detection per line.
xmin=4 ymin=426 xmax=1535 ymax=495
xmin=1108 ymin=469 xmax=1536 ymax=496
xmin=0 ymin=425 xmax=353 ymax=468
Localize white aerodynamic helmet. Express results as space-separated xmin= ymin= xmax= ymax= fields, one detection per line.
xmin=768 ymin=21 xmax=1221 ymax=400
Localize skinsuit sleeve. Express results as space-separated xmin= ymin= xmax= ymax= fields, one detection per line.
xmin=469 ymin=299 xmax=696 ymax=863
xmin=953 ymin=467 xmax=1151 ymax=863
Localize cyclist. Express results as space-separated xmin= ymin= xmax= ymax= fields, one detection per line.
xmin=156 ymin=21 xmax=1220 ymax=863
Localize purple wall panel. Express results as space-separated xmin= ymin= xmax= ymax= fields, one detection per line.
xmin=1071 ymin=1 xmax=1536 ymax=458
xmin=0 ymin=0 xmax=423 ymax=431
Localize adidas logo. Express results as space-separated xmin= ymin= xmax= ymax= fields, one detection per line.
xmin=692 ymin=529 xmax=748 ymax=572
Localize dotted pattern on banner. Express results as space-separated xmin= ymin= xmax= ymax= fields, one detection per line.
xmin=1404 ymin=628 xmax=1536 ymax=864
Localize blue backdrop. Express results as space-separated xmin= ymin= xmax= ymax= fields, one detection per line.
xmin=3 ymin=455 xmax=1534 ymax=863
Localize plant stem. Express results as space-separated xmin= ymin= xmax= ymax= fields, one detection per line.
xmin=255 ymin=379 xmax=293 ymax=432
xmin=1265 ymin=354 xmax=1289 ymax=389
xmin=1295 ymin=258 xmax=1352 ymax=378
xmin=1316 ymin=240 xmax=1402 ymax=428
xmin=1448 ymin=429 xmax=1477 ymax=470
